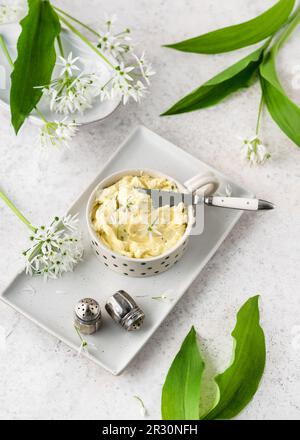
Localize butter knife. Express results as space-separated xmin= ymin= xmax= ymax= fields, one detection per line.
xmin=137 ymin=188 xmax=275 ymax=211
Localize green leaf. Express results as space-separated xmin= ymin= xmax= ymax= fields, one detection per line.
xmin=259 ymin=10 xmax=300 ymax=147
xmin=162 ymin=43 xmax=267 ymax=116
xmin=10 ymin=0 xmax=61 ymax=133
xmin=164 ymin=0 xmax=295 ymax=54
xmin=161 ymin=326 xmax=205 ymax=420
xmin=201 ymin=296 xmax=266 ymax=420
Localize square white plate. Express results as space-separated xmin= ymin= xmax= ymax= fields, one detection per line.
xmin=0 ymin=126 xmax=251 ymax=375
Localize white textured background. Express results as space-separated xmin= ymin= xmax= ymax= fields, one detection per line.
xmin=0 ymin=0 xmax=300 ymax=420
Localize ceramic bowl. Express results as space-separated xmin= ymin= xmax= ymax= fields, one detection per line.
xmin=86 ymin=169 xmax=219 ymax=277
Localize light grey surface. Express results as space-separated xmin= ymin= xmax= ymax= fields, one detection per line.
xmin=0 ymin=0 xmax=299 ymax=420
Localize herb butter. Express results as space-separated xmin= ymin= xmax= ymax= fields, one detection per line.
xmin=91 ymin=174 xmax=188 ymax=258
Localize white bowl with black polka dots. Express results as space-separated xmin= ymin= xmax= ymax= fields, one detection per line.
xmin=86 ymin=169 xmax=219 ymax=277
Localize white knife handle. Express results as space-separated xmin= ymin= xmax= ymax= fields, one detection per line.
xmin=205 ymin=196 xmax=259 ymax=211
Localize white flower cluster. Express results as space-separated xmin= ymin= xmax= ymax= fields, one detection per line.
xmin=241 ymin=135 xmax=271 ymax=166
xmin=42 ymin=53 xmax=102 ymax=115
xmin=97 ymin=14 xmax=132 ymax=59
xmin=42 ymin=50 xmax=154 ymax=118
xmin=37 ymin=15 xmax=155 ymax=148
xmin=39 ymin=118 xmax=79 ymax=149
xmin=24 ymin=214 xmax=84 ymax=281
xmin=97 ymin=15 xmax=155 ymax=104
xmin=100 ymin=53 xmax=155 ymax=104
xmin=0 ymin=0 xmax=25 ymax=24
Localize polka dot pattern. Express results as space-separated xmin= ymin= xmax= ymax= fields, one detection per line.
xmin=90 ymin=239 xmax=188 ymax=277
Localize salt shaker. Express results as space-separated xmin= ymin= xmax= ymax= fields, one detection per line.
xmin=105 ymin=290 xmax=145 ymax=331
xmin=74 ymin=298 xmax=102 ymax=335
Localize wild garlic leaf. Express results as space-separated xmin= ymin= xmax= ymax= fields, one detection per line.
xmin=260 ymin=11 xmax=300 ymax=147
xmin=164 ymin=0 xmax=295 ymax=54
xmin=201 ymin=296 xmax=266 ymax=420
xmin=162 ymin=43 xmax=268 ymax=116
xmin=161 ymin=326 xmax=205 ymax=420
xmin=10 ymin=0 xmax=61 ymax=133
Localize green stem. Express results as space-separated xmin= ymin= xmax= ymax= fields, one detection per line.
xmin=74 ymin=326 xmax=87 ymax=346
xmin=255 ymin=94 xmax=264 ymax=136
xmin=54 ymin=6 xmax=100 ymax=38
xmin=133 ymin=396 xmax=146 ymax=412
xmin=115 ymin=30 xmax=130 ymax=37
xmin=56 ymin=34 xmax=65 ymax=57
xmin=58 ymin=14 xmax=114 ymax=69
xmin=0 ymin=34 xmax=14 ymax=68
xmin=0 ymin=190 xmax=36 ymax=232
xmin=35 ymin=107 xmax=48 ymax=123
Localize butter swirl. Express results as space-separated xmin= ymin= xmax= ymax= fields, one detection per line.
xmin=91 ymin=174 xmax=188 ymax=258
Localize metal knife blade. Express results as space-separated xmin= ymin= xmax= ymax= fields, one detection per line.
xmin=137 ymin=188 xmax=195 ymax=208
xmin=137 ymin=188 xmax=275 ymax=211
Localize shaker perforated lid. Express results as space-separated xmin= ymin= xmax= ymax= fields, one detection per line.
xmin=75 ymin=298 xmax=101 ymax=322
xmin=74 ymin=298 xmax=102 ymax=335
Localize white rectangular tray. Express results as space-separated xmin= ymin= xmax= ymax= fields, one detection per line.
xmin=0 ymin=126 xmax=251 ymax=375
